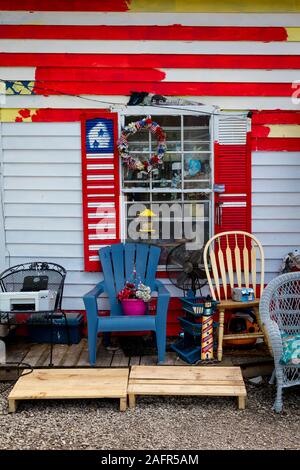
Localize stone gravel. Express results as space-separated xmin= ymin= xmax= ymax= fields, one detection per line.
xmin=0 ymin=379 xmax=299 ymax=450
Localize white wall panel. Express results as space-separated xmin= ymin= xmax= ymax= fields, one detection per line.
xmin=1 ymin=39 xmax=300 ymax=54
xmin=5 ymin=203 xmax=81 ymax=217
xmin=2 ymin=123 xmax=81 ymax=136
xmin=252 ymin=150 xmax=300 ymax=285
xmin=3 ymin=149 xmax=81 ymax=164
xmin=1 ymin=122 xmax=88 ymax=310
xmin=2 ymin=136 xmax=81 ymax=150
xmin=5 ymin=217 xmax=82 ymax=231
xmin=3 ymin=12 xmax=300 ymax=26
xmin=4 ymin=190 xmax=82 ymax=204
xmin=4 ymin=176 xmax=82 ymax=190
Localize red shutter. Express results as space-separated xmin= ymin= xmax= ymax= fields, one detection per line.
xmin=81 ymin=112 xmax=120 ymax=271
xmin=214 ymin=115 xmax=252 ymax=234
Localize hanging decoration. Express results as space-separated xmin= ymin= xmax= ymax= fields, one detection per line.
xmin=117 ymin=116 xmax=167 ymax=173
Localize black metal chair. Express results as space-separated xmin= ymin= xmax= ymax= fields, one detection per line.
xmin=0 ymin=262 xmax=68 ymax=366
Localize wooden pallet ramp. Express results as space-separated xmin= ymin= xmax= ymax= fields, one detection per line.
xmin=128 ymin=366 xmax=247 ymax=410
xmin=8 ymin=368 xmax=129 ymax=412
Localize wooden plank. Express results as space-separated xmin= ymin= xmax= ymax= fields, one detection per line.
xmin=111 ymin=350 xmax=129 ymax=368
xmin=95 ymin=342 xmax=115 ymax=367
xmin=8 ymin=368 xmax=129 ymax=410
xmin=219 ymin=299 xmax=259 ymax=309
xmin=130 ymin=366 xmax=243 ymax=380
xmin=41 ymin=344 xmax=69 ymax=367
xmin=76 ymin=338 xmax=89 ymax=366
xmin=22 ymin=344 xmax=49 ymax=367
xmin=130 ymin=379 xmax=244 ymax=386
xmin=139 ymin=355 xmax=157 ymax=366
xmin=162 ymin=352 xmax=177 ymax=365
xmin=224 ymin=333 xmax=264 ymax=340
xmin=128 ymin=383 xmax=246 ymax=396
xmin=61 ymin=341 xmax=85 ymax=367
xmin=76 ymin=338 xmax=102 ymax=367
xmin=6 ymin=339 xmax=31 ymax=364
xmin=129 ymin=356 xmax=140 ymax=366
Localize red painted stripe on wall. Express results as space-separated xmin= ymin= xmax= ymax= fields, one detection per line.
xmin=0 ymin=25 xmax=288 ymax=41
xmin=36 ymin=67 xmax=166 ymax=82
xmin=30 ymin=81 xmax=294 ymax=97
xmin=252 ymin=125 xmax=271 ymax=137
xmin=1 ymin=53 xmax=300 ymax=69
xmin=252 ymin=138 xmax=300 ymax=151
xmin=29 ymin=108 xmax=104 ymax=122
xmin=252 ymin=111 xmax=300 ymax=124
xmin=0 ymin=0 xmax=129 ymax=11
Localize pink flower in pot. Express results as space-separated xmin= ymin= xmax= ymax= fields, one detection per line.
xmin=117 ymin=282 xmax=151 ymax=316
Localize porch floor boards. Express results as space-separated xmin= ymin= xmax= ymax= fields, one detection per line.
xmin=2 ymin=337 xmax=272 ymax=371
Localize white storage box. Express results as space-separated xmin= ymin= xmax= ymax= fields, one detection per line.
xmin=0 ymin=290 xmax=56 ymax=312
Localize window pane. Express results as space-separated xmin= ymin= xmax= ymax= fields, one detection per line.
xmin=184 ymin=152 xmax=211 ymax=189
xmin=152 ymin=152 xmax=182 ymax=189
xmin=183 ymin=115 xmax=210 ymax=151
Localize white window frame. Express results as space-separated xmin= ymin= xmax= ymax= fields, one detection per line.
xmin=114 ymin=106 xmax=215 ymax=255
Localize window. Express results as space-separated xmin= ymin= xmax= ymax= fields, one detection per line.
xmin=121 ymin=113 xmax=213 ymax=267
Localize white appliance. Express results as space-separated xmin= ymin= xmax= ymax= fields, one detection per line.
xmin=0 ymin=290 xmax=57 ymax=312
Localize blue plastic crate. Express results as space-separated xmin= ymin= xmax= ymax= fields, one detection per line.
xmin=180 ymin=296 xmax=219 ymax=316
xmin=171 ymin=338 xmax=201 ymax=364
xmin=179 ymin=316 xmax=202 ymax=336
xmin=27 ymin=312 xmax=83 ymax=344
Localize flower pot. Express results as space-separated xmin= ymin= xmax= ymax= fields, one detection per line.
xmin=121 ymin=299 xmax=147 ymax=316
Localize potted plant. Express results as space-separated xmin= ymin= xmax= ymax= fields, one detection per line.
xmin=117 ymin=281 xmax=151 ymax=316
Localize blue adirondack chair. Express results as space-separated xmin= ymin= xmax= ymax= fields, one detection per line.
xmin=83 ymin=243 xmax=170 ymax=365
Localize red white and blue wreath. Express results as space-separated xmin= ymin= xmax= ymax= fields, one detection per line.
xmin=117 ymin=116 xmax=167 ymax=173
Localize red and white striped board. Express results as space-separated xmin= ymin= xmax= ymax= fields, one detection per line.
xmin=81 ymin=112 xmax=120 ymax=271
xmin=214 ymin=115 xmax=252 ymax=234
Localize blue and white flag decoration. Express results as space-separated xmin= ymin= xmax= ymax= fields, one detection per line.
xmin=86 ymin=118 xmax=114 ymax=154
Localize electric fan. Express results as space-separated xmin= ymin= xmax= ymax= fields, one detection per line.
xmin=166 ymin=242 xmax=207 ymax=296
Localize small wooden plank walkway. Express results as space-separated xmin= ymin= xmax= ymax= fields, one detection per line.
xmin=128 ymin=365 xmax=247 ymax=410
xmin=8 ymin=368 xmax=129 ymax=413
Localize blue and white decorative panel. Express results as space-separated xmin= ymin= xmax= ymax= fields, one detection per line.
xmin=86 ymin=118 xmax=114 ymax=154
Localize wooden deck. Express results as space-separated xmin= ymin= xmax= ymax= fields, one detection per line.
xmin=1 ymin=337 xmax=273 ymax=378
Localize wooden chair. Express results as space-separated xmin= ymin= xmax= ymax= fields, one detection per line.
xmin=203 ymin=231 xmax=266 ymax=361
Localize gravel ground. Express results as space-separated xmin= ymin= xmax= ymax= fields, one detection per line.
xmin=0 ymin=379 xmax=299 ymax=450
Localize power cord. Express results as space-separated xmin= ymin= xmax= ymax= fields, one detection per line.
xmin=0 ymin=360 xmax=33 ymax=395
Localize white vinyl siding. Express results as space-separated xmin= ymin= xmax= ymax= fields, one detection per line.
xmin=0 ymin=122 xmax=103 ymax=310
xmin=252 ymin=151 xmax=300 ymax=282
xmin=0 ymin=122 xmax=182 ymax=310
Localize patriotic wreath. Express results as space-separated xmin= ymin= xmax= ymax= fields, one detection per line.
xmin=117 ymin=116 xmax=167 ymax=173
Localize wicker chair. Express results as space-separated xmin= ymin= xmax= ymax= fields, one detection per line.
xmin=260 ymin=272 xmax=300 ymax=412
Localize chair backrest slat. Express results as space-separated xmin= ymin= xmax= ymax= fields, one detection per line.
xmin=234 ymin=234 xmax=242 ymax=288
xmin=145 ymin=245 xmax=161 ymax=291
xmin=124 ymin=243 xmax=135 ymax=281
xmin=209 ymin=249 xmax=220 ymax=300
xmin=217 ymin=239 xmax=228 ymax=300
xmin=204 ymin=231 xmax=264 ymax=301
xmin=135 ymin=243 xmax=151 ymax=283
xmin=225 ymin=235 xmax=234 ymax=289
xmin=243 ymin=235 xmax=250 ymax=288
xmin=111 ymin=244 xmax=126 ymax=294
